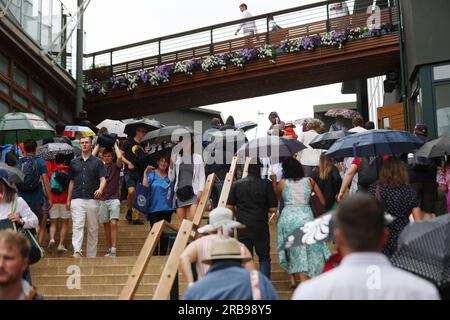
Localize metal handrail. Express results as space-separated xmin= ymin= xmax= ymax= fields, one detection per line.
xmin=84 ymin=0 xmax=349 ymax=58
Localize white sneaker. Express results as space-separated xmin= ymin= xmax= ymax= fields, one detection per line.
xmin=105 ymin=249 xmax=117 ymax=257
xmin=73 ymin=252 xmax=82 ymax=258
xmin=104 ymin=249 xmax=111 ymax=257
xmin=47 ymin=239 xmax=56 ymax=250
xmin=57 ymin=245 xmax=68 ymax=253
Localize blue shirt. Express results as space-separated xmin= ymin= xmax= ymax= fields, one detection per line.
xmin=18 ymin=156 xmax=47 ymax=205
xmin=183 ymin=261 xmax=279 ymax=300
xmin=147 ymin=172 xmax=175 ymax=214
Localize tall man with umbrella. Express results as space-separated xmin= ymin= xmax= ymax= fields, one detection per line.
xmin=121 ymin=125 xmax=149 ymax=225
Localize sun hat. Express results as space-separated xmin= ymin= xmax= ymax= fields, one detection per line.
xmin=285 ymin=121 xmax=296 ymax=128
xmin=197 ymin=207 xmax=245 ymax=234
xmin=201 ymin=237 xmax=252 ymax=263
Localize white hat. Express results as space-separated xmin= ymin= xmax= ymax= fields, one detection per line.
xmin=197 ymin=207 xmax=245 ymax=234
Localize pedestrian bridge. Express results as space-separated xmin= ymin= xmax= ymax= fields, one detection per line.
xmin=84 ymin=0 xmax=400 ymax=123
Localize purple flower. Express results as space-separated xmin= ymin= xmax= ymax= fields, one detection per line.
xmin=110 ymin=75 xmax=128 ymax=89
xmin=155 ymin=64 xmax=175 ymax=79
xmin=301 ymin=35 xmax=320 ymax=51
xmin=238 ymin=48 xmax=258 ymax=61
xmin=138 ymin=70 xmax=150 ymax=83
xmin=219 ymin=53 xmax=233 ymax=63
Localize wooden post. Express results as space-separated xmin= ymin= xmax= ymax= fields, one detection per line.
xmin=192 ymin=173 xmax=217 ymax=228
xmin=242 ymin=157 xmax=251 ymax=178
xmin=118 ymin=220 xmax=166 ymax=300
xmin=153 ymin=219 xmax=194 ymax=300
xmin=218 ymin=157 xmax=238 ymax=208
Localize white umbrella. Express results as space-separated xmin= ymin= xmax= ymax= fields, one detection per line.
xmin=97 ymin=119 xmax=127 ymax=138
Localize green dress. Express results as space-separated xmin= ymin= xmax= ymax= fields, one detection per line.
xmin=277 ymin=178 xmax=331 ymax=277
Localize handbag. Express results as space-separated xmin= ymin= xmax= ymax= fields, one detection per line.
xmin=176 ymin=185 xmax=195 ymax=202
xmin=133 ymin=173 xmax=157 ymax=215
xmin=309 ymin=180 xmax=325 ymax=218
xmin=0 ymin=198 xmax=44 ymax=265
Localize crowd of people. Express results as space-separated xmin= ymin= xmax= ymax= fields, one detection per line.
xmin=0 ymin=105 xmax=448 ymax=300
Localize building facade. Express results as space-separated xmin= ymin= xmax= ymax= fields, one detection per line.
xmin=0 ymin=0 xmax=76 ymax=126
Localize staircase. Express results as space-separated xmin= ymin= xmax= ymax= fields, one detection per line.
xmin=30 ymin=204 xmax=293 ymax=300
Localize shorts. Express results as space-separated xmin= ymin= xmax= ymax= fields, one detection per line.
xmin=49 ymin=204 xmax=71 ymax=220
xmin=412 ymin=181 xmax=438 ymax=213
xmin=124 ymin=172 xmax=139 ymax=189
xmin=29 ymin=203 xmax=43 ymax=224
xmin=99 ymin=199 xmax=121 ymax=223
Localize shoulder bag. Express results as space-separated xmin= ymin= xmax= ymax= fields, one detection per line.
xmin=309 ymin=179 xmax=325 ymax=218
xmin=133 ymin=173 xmax=156 ymax=215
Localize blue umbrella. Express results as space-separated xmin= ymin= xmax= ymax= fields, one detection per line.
xmin=326 ymin=130 xmax=425 ymax=158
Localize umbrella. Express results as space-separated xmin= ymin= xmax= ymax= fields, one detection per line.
xmin=37 ymin=143 xmax=74 ymax=161
xmin=415 ymin=136 xmax=450 ymax=159
xmin=237 ymin=136 xmax=306 ymax=164
xmin=391 ymin=214 xmax=450 ymax=288
xmin=64 ymin=126 xmax=96 ymax=138
xmin=279 ymin=211 xmax=395 ymax=251
xmin=142 ymin=126 xmax=194 ymax=144
xmin=326 ymin=130 xmax=425 ymax=158
xmin=204 ymin=130 xmax=247 ymax=164
xmin=309 ymin=130 xmax=354 ymax=150
xmin=236 ymin=121 xmax=258 ymax=132
xmin=0 ymin=112 xmax=54 ymax=145
xmin=325 ymin=109 xmax=360 ymax=119
xmin=0 ymin=163 xmax=24 ymax=185
xmin=96 ymin=119 xmax=127 ymax=138
xmin=124 ymin=118 xmax=162 ymax=137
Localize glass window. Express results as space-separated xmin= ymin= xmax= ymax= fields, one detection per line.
xmin=31 ymin=104 xmax=45 ymax=119
xmin=13 ymin=91 xmax=28 ymax=107
xmin=47 ymin=117 xmax=56 ymax=128
xmin=434 ymin=64 xmax=450 ymax=81
xmin=13 ymin=65 xmax=28 ymax=89
xmin=0 ymin=99 xmax=9 ymax=116
xmin=0 ymin=52 xmax=8 ymax=76
xmin=0 ymin=81 xmax=8 ymax=95
xmin=435 ymin=83 xmax=450 ymax=137
xmin=47 ymin=94 xmax=59 ymax=114
xmin=32 ymin=80 xmax=44 ymax=102
xmin=62 ymin=106 xmax=73 ymax=122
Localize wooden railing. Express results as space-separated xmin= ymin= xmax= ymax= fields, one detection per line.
xmin=218 ymin=156 xmax=238 ymax=208
xmin=152 ymin=173 xmax=217 ymax=300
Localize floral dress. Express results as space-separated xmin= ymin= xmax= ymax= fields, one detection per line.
xmin=437 ymin=166 xmax=450 ymax=213
xmin=277 ymin=178 xmax=331 ymax=277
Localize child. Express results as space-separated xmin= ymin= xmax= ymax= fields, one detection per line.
xmin=47 ymin=154 xmax=72 ymax=252
xmin=93 ymin=142 xmax=123 ymax=257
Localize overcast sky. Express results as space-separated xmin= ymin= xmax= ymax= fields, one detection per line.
xmin=64 ymin=0 xmax=356 ymax=136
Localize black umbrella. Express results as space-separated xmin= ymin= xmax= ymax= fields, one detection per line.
xmin=326 ymin=130 xmax=424 ymax=158
xmin=142 ymin=126 xmax=194 ymax=144
xmin=415 ymin=136 xmax=450 ymax=159
xmin=0 ymin=163 xmax=25 ymax=185
xmin=124 ymin=118 xmax=162 ymax=137
xmin=309 ymin=130 xmax=354 ymax=150
xmin=391 ymin=214 xmax=450 ymax=289
xmin=237 ymin=136 xmax=306 ymax=164
xmin=204 ymin=130 xmax=247 ymax=165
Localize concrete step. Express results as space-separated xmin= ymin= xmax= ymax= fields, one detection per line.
xmin=30 ymin=263 xmax=165 ymax=276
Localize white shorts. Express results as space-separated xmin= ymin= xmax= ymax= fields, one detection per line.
xmin=49 ymin=204 xmax=71 ymax=220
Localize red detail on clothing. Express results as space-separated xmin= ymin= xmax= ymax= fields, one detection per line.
xmin=283 ymin=127 xmax=298 ymax=140
xmin=322 ymin=252 xmax=343 ymax=273
xmin=46 ymin=160 xmax=69 ymax=204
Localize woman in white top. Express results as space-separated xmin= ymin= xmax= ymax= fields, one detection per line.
xmin=0 ymin=169 xmax=39 ymax=230
xmin=169 ymin=136 xmax=206 ymax=222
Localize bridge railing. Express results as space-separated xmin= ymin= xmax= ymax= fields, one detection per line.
xmin=84 ymin=0 xmax=397 ymax=82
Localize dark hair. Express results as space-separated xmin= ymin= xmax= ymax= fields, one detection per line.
xmin=102 ymin=148 xmax=114 ymax=156
xmin=239 ymin=3 xmax=247 ymax=9
xmin=24 ymin=139 xmax=37 ymax=153
xmin=55 ymin=123 xmax=66 ymax=135
xmin=282 ymin=157 xmax=304 ymax=180
xmin=247 ymin=158 xmax=262 ymax=177
xmin=365 ymin=121 xmax=375 ymax=130
xmin=55 ymin=153 xmax=69 ymax=165
xmin=336 ymin=193 xmax=385 ymax=252
xmin=0 ymin=179 xmax=17 ymax=204
xmin=352 ymin=116 xmax=364 ymax=128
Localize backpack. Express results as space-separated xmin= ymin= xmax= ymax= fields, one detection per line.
xmin=50 ymin=170 xmax=69 ymax=195
xmin=358 ymin=157 xmax=383 ymax=191
xmin=15 ymin=157 xmax=41 ymax=192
